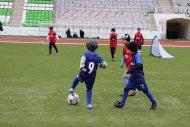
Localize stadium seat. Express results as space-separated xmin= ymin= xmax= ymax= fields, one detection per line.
xmin=22 ymin=0 xmax=53 ymax=27
xmin=0 ymin=0 xmax=13 ymax=25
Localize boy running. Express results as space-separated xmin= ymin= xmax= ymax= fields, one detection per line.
xmin=120 ymin=34 xmax=138 ymax=96
xmin=114 ymin=42 xmax=158 ymax=110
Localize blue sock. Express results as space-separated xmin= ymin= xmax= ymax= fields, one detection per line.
xmin=121 ymin=91 xmax=129 ymax=106
xmin=144 ymin=90 xmax=156 ymax=103
xmin=87 ymin=91 xmax=92 ymax=105
xmin=71 ymin=77 xmax=79 ymax=90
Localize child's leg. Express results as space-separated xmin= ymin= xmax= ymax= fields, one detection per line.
xmin=86 ymin=82 xmax=94 ymax=107
xmin=69 ymin=76 xmax=80 ymax=93
xmin=113 ymin=47 xmax=116 ymax=58
xmin=121 ymin=87 xmax=130 ymax=106
xmin=110 ymin=47 xmax=115 ymax=58
xmin=52 ymin=43 xmax=59 ymax=53
xmin=49 ymin=42 xmax=53 ymax=54
xmin=143 ymin=90 xmax=157 ymax=104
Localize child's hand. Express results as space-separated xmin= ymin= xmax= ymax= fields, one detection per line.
xmin=120 ymin=62 xmax=124 ymax=68
xmin=81 ymin=67 xmax=87 ymax=72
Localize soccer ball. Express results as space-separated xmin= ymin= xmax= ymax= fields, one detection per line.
xmin=67 ymin=93 xmax=79 ymax=105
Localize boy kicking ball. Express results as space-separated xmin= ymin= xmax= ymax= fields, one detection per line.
xmin=69 ymin=41 xmax=107 ymax=109
xmin=114 ymin=42 xmax=158 ymax=110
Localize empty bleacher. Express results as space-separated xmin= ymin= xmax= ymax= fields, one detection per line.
xmin=55 ymin=0 xmax=157 ymax=27
xmin=0 ymin=0 xmax=13 ymax=25
xmin=22 ymin=0 xmax=53 ymax=27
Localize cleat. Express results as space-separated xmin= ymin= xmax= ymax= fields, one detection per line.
xmin=86 ymin=104 xmax=93 ymax=109
xmin=69 ymin=88 xmax=74 ymax=93
xmin=150 ymin=102 xmax=158 ymax=110
xmin=114 ymin=101 xmax=124 ymax=108
xmin=128 ymin=92 xmax=138 ymax=96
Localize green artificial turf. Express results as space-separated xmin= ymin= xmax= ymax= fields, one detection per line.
xmin=0 ymin=43 xmax=190 ymax=127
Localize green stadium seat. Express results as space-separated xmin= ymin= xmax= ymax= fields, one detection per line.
xmin=28 ymin=0 xmax=53 ymax=4
xmin=24 ymin=10 xmax=53 ymax=27
xmin=0 ymin=0 xmax=14 ymax=2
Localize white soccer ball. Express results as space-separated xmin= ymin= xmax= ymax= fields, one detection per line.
xmin=67 ymin=93 xmax=79 ymax=105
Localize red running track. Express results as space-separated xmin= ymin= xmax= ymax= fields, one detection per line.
xmin=0 ymin=37 xmax=190 ymax=47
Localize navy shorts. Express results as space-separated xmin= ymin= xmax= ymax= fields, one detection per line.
xmin=77 ymin=73 xmax=95 ymax=91
xmin=125 ymin=80 xmax=148 ymax=92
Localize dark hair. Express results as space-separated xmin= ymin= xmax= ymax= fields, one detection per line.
xmin=127 ymin=42 xmax=138 ymax=53
xmin=49 ymin=26 xmax=53 ymax=30
xmin=111 ymin=28 xmax=115 ymax=32
xmin=137 ymin=28 xmax=141 ymax=31
xmin=122 ymin=34 xmax=130 ymax=42
xmin=86 ymin=41 xmax=98 ymax=52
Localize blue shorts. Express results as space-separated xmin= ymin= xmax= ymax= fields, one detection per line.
xmin=125 ymin=80 xmax=148 ymax=92
xmin=77 ymin=72 xmax=95 ymax=91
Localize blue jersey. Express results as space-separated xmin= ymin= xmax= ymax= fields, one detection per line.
xmin=80 ymin=52 xmax=104 ymax=78
xmin=129 ymin=53 xmax=145 ymax=83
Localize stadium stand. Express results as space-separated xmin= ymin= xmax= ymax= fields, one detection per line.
xmin=0 ymin=0 xmax=190 ymax=39
xmin=22 ymin=0 xmax=53 ymax=27
xmin=0 ymin=0 xmax=13 ymax=25
xmin=55 ymin=0 xmax=157 ymax=26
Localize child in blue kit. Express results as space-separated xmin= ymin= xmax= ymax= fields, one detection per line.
xmin=114 ymin=42 xmax=158 ymax=110
xmin=69 ymin=41 xmax=107 ymax=109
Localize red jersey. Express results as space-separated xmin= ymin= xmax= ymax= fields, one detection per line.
xmin=134 ymin=32 xmax=143 ymax=45
xmin=123 ymin=46 xmax=132 ymax=70
xmin=48 ymin=30 xmax=57 ymax=43
xmin=109 ymin=32 xmax=118 ymax=47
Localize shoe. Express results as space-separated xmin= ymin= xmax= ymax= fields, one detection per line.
xmin=128 ymin=92 xmax=138 ymax=96
xmin=69 ymin=88 xmax=74 ymax=93
xmin=86 ymin=104 xmax=93 ymax=109
xmin=114 ymin=101 xmax=124 ymax=108
xmin=57 ymin=53 xmax=60 ymax=55
xmin=150 ymin=102 xmax=158 ymax=110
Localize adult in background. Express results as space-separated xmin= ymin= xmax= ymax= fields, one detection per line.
xmin=134 ymin=28 xmax=144 ymax=54
xmin=66 ymin=28 xmax=72 ymax=38
xmin=79 ymin=29 xmax=85 ymax=38
xmin=46 ymin=26 xmax=59 ymax=55
xmin=0 ymin=21 xmax=3 ymax=31
xmin=109 ymin=28 xmax=118 ymax=61
xmin=73 ymin=32 xmax=78 ymax=38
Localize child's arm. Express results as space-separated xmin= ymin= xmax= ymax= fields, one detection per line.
xmin=120 ymin=56 xmax=125 ymax=68
xmin=56 ymin=35 xmax=59 ymax=40
xmin=80 ymin=56 xmax=87 ymax=72
xmin=46 ymin=35 xmax=49 ymax=40
xmin=99 ymin=61 xmax=107 ymax=69
xmin=127 ymin=63 xmax=143 ymax=74
xmin=127 ymin=54 xmax=143 ymax=74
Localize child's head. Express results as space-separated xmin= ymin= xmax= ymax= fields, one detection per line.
xmin=86 ymin=41 xmax=98 ymax=52
xmin=111 ymin=28 xmax=115 ymax=32
xmin=137 ymin=28 xmax=141 ymax=32
xmin=122 ymin=34 xmax=130 ymax=45
xmin=49 ymin=26 xmax=53 ymax=30
xmin=127 ymin=42 xmax=138 ymax=54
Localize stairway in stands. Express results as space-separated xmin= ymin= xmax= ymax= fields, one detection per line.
xmin=9 ymin=0 xmax=24 ymax=27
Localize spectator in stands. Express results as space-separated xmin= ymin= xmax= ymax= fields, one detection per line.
xmin=66 ymin=28 xmax=72 ymax=38
xmin=46 ymin=26 xmax=59 ymax=55
xmin=79 ymin=29 xmax=85 ymax=38
xmin=109 ymin=28 xmax=118 ymax=61
xmin=0 ymin=21 xmax=3 ymax=31
xmin=134 ymin=28 xmax=144 ymax=54
xmin=73 ymin=32 xmax=78 ymax=38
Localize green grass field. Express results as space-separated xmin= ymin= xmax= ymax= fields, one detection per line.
xmin=0 ymin=43 xmax=190 ymax=127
